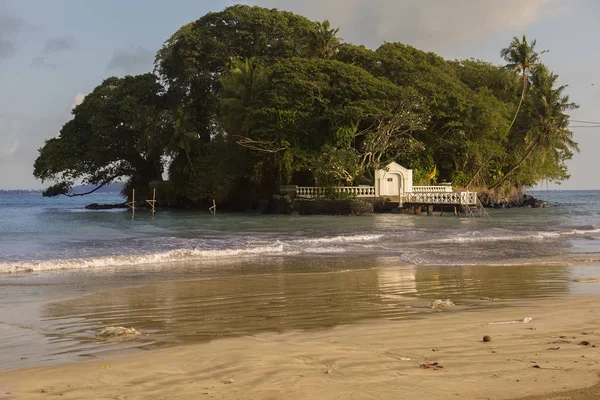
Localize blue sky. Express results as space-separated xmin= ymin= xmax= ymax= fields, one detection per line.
xmin=1 ymin=0 xmax=599 ymax=189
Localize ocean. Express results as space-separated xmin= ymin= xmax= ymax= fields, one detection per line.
xmin=1 ymin=190 xmax=600 ymax=370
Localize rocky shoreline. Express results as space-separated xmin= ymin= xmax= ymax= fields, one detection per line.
xmin=478 ymin=193 xmax=549 ymax=209
xmin=84 ymin=193 xmax=549 ymax=215
xmin=85 ymin=203 xmax=128 ymax=210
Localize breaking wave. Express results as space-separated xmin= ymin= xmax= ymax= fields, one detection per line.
xmin=0 ymin=243 xmax=290 ymax=274
xmin=0 ymin=234 xmax=386 ymax=274
xmin=298 ymin=234 xmax=384 ymax=244
xmin=432 ymin=227 xmax=600 ymax=244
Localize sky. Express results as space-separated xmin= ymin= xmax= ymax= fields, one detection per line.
xmin=0 ymin=0 xmax=599 ymax=190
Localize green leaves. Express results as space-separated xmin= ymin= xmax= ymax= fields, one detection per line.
xmin=34 ymin=5 xmax=578 ymax=204
xmin=34 ymin=74 xmax=168 ymax=196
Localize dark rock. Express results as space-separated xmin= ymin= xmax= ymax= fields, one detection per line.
xmin=478 ymin=193 xmax=549 ymax=209
xmin=270 ymin=195 xmax=293 ymax=214
xmin=293 ymin=199 xmax=374 ymax=216
xmin=85 ymin=203 xmax=128 ymax=210
xmin=256 ymin=199 xmax=271 ymax=214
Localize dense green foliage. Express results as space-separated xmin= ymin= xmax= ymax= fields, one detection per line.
xmin=34 ymin=5 xmax=578 ymax=205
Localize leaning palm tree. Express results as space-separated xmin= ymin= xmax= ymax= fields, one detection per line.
xmin=314 ymin=20 xmax=343 ymax=59
xmin=466 ymin=35 xmax=542 ymax=188
xmin=489 ymin=64 xmax=579 ymax=189
xmin=501 ymin=35 xmax=544 ymax=133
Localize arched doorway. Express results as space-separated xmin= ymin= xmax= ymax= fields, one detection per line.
xmin=384 ymin=173 xmax=402 ymax=196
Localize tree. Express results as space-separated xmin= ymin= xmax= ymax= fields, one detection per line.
xmin=34 ymin=74 xmax=168 ymax=197
xmin=489 ymin=64 xmax=579 ymax=189
xmin=501 ymin=35 xmax=543 ymax=133
xmin=155 ymin=5 xmax=320 ymax=144
xmin=219 ymin=57 xmax=266 ymax=141
xmin=313 ymin=20 xmax=343 ymax=59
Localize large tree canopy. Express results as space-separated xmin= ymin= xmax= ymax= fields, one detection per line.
xmin=34 ymin=74 xmax=169 ymax=197
xmin=34 ymin=5 xmax=578 ymax=205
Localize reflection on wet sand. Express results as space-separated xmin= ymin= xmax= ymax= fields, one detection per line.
xmin=0 ymin=257 xmax=578 ymax=369
xmin=43 ymin=259 xmax=569 ymax=352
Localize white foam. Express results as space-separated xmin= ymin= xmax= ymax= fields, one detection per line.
xmin=301 ymin=246 xmax=346 ymax=254
xmin=435 ymin=227 xmax=600 ymax=244
xmin=298 ymin=234 xmax=384 ymax=244
xmin=0 ymin=243 xmax=289 ymax=274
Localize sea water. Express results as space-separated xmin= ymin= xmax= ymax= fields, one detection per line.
xmin=1 ymin=191 xmax=600 ymax=369
xmin=2 ymin=191 xmax=600 ymax=272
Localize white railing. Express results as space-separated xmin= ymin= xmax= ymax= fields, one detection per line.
xmin=296 ymin=186 xmax=376 ymax=198
xmin=402 ymin=191 xmax=477 ymax=205
xmin=293 ymin=185 xmax=477 ymax=205
xmin=460 ymin=191 xmax=478 ymax=205
xmin=412 ymin=186 xmax=453 ymax=193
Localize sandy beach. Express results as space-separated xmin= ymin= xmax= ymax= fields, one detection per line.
xmin=2 ymin=295 xmax=600 ymax=400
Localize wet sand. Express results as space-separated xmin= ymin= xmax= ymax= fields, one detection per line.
xmin=3 ymin=295 xmax=600 ymax=399
xmin=3 ymin=257 xmax=597 ymax=370
xmin=3 ymin=257 xmax=600 ymax=399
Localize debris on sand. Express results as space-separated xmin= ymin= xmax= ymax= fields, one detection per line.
xmin=579 ymin=341 xmax=596 ymax=347
xmin=574 ymin=278 xmax=600 ymax=283
xmin=483 ymin=335 xmax=492 ymax=342
xmin=431 ymin=299 xmax=455 ymax=309
xmin=96 ymin=327 xmax=142 ymax=338
xmin=420 ymin=362 xmax=444 ymax=370
xmin=549 ymin=339 xmax=572 ymax=344
xmin=488 ymin=317 xmax=533 ymax=325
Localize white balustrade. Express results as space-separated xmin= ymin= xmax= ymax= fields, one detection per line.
xmin=402 ymin=191 xmax=477 ymax=205
xmin=412 ymin=186 xmax=453 ymax=193
xmin=294 ymin=186 xmax=476 ymax=205
xmin=295 ymin=186 xmax=376 ymax=198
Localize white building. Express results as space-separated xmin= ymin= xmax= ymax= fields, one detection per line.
xmin=293 ymin=161 xmax=478 ymax=208
xmin=374 ymin=161 xmax=414 ymax=198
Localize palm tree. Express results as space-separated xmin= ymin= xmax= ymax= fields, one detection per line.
xmin=501 ymin=35 xmax=543 ymax=133
xmin=166 ymin=106 xmax=197 ymax=164
xmin=314 ymin=20 xmax=343 ymax=59
xmin=219 ymin=57 xmax=264 ymax=138
xmin=489 ymin=64 xmax=579 ymax=189
xmin=466 ymin=35 xmax=542 ymax=188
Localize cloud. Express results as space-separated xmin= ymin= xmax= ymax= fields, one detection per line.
xmin=71 ymin=93 xmax=87 ymax=110
xmin=43 ymin=36 xmax=77 ymax=54
xmin=107 ymin=46 xmax=155 ymax=74
xmin=0 ymin=6 xmax=35 ymax=60
xmin=250 ymin=0 xmax=560 ymax=52
xmin=31 ymin=56 xmax=56 ymax=70
xmin=0 ymin=113 xmax=64 ymax=189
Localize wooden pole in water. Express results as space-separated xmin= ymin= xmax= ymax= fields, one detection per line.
xmin=209 ymin=199 xmax=216 ymax=215
xmin=146 ymin=188 xmax=157 ymax=219
xmin=126 ymin=189 xmax=136 ymax=219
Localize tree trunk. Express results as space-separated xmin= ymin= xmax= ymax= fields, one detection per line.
xmin=505 ymin=71 xmax=528 ymax=134
xmin=488 ymin=139 xmax=538 ymax=190
xmin=466 ymin=157 xmax=490 ymax=188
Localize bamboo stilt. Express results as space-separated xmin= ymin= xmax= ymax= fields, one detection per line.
xmin=146 ymin=188 xmax=157 ymax=219
xmin=126 ymin=189 xmax=135 ymax=219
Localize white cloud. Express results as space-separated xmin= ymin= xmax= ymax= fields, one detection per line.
xmin=71 ymin=93 xmax=86 ymax=110
xmin=251 ymin=0 xmax=560 ymax=52
xmin=0 ymin=113 xmax=64 ymax=189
